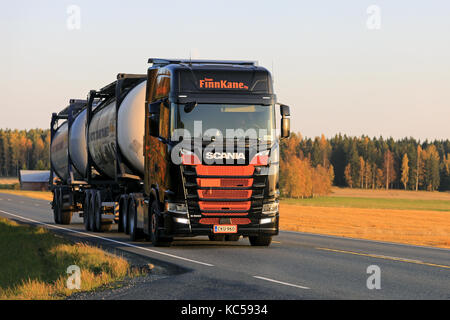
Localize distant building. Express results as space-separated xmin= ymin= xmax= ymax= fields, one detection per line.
xmin=19 ymin=170 xmax=50 ymax=191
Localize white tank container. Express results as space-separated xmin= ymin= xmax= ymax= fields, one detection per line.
xmin=88 ymin=80 xmax=146 ymax=179
xmin=50 ymin=122 xmax=69 ymax=181
xmin=69 ymin=109 xmax=88 ymax=177
xmin=51 ymin=81 xmax=146 ymax=181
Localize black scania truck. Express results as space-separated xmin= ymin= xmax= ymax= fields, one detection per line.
xmin=50 ymin=58 xmax=291 ymax=247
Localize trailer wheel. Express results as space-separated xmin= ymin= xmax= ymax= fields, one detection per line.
xmin=84 ymin=191 xmax=91 ymax=231
xmin=60 ymin=209 xmax=72 ymax=225
xmin=150 ymin=200 xmax=172 ymax=247
xmin=53 ymin=190 xmax=61 ymax=224
xmin=128 ymin=198 xmax=142 ymax=241
xmin=249 ymin=235 xmax=272 ymax=247
xmin=89 ymin=192 xmax=97 ymax=232
xmin=93 ymin=191 xmax=103 ymax=232
xmin=119 ymin=196 xmax=129 ymax=234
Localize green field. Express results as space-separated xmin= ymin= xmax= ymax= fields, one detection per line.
xmin=282 ymin=196 xmax=450 ymax=212
xmin=0 ymin=217 xmax=130 ymax=299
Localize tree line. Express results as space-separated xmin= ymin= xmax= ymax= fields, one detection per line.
xmin=0 ymin=129 xmax=449 ymax=196
xmin=0 ymin=129 xmax=51 ymax=176
xmin=280 ymin=133 xmax=450 ymax=197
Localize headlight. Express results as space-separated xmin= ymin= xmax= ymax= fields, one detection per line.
xmin=260 ymin=217 xmax=274 ymax=225
xmin=262 ymin=201 xmax=279 ymax=214
xmin=174 ymin=217 xmax=189 ymax=224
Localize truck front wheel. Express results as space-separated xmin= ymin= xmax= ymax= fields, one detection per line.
xmin=150 ymin=200 xmax=172 ymax=247
xmin=249 ymin=235 xmax=272 ymax=247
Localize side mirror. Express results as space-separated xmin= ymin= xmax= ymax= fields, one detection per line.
xmin=279 ymin=104 xmax=290 ymax=139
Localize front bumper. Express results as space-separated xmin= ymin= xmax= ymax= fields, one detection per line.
xmin=162 ymin=210 xmax=279 ymax=237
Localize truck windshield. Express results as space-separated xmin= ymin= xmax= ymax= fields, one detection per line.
xmin=171 ymin=103 xmax=275 ymax=141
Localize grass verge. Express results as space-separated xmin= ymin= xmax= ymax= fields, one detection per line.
xmin=282 ymin=196 xmax=450 ymax=212
xmin=280 ymin=203 xmax=450 ymax=249
xmin=0 ymin=190 xmax=53 ymax=201
xmin=0 ymin=217 xmax=138 ymax=300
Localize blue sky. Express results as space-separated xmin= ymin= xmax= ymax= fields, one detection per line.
xmin=0 ymin=0 xmax=449 ymax=140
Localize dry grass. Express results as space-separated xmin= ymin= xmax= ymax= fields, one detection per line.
xmin=0 ymin=217 xmax=136 ymax=300
xmin=0 ymin=190 xmax=53 ymax=201
xmin=0 ymin=178 xmax=19 ymax=185
xmin=330 ymin=187 xmax=450 ymax=201
xmin=280 ymin=203 xmax=450 ymax=249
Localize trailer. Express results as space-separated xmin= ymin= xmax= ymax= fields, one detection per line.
xmin=49 ymin=59 xmax=291 ymax=247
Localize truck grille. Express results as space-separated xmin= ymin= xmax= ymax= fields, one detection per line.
xmin=182 ymin=164 xmax=266 ymax=223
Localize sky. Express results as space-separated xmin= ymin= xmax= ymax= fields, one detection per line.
xmin=0 ymin=0 xmax=449 ymax=141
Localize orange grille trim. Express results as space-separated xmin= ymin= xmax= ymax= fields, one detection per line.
xmin=199 ymin=201 xmax=251 ymax=211
xmin=198 ymin=189 xmax=252 ymax=199
xmin=196 ymin=165 xmax=254 ymax=176
xmin=197 ymin=178 xmax=253 ymax=188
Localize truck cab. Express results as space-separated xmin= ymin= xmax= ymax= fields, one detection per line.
xmin=141 ymin=59 xmax=290 ymax=246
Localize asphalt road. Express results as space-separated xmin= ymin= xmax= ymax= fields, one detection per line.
xmin=0 ymin=193 xmax=449 ymax=299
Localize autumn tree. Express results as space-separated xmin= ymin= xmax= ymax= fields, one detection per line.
xmin=382 ymin=150 xmax=396 ymax=190
xmin=344 ymin=163 xmax=353 ymax=188
xmin=401 ymin=153 xmax=409 ymax=190
xmin=359 ymin=156 xmax=365 ymax=188
xmin=422 ymin=145 xmax=440 ymax=191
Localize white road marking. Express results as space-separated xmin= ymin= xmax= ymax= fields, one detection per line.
xmin=0 ymin=209 xmax=214 ymax=267
xmin=281 ymin=230 xmax=450 ymax=252
xmin=370 ymin=254 xmax=423 ymax=264
xmin=253 ymin=276 xmax=310 ymax=290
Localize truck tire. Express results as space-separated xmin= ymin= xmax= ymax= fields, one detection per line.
xmin=83 ymin=191 xmax=91 ymax=231
xmin=128 ymin=198 xmax=143 ymax=241
xmin=150 ymin=200 xmax=172 ymax=247
xmin=53 ymin=189 xmax=61 ymax=224
xmin=60 ymin=209 xmax=72 ymax=225
xmin=93 ymin=191 xmax=103 ymax=232
xmin=56 ymin=188 xmax=71 ymax=225
xmin=89 ymin=192 xmax=97 ymax=232
xmin=119 ymin=195 xmax=129 ymax=234
xmin=249 ymin=235 xmax=272 ymax=247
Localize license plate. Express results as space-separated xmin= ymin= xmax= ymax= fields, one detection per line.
xmin=213 ymin=225 xmax=237 ymax=234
